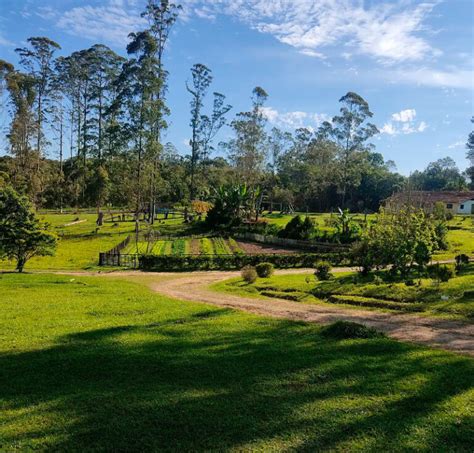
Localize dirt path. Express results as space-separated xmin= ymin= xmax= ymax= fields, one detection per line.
xmin=146 ymin=269 xmax=474 ymax=357
xmin=9 ymin=266 xmax=473 ymax=356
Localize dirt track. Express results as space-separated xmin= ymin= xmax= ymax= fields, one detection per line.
xmin=24 ymin=266 xmax=474 ymax=357
xmin=144 ymin=269 xmax=474 ymax=357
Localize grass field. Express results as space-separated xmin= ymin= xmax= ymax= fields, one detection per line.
xmin=214 ymin=264 xmax=474 ymax=321
xmin=0 ymin=273 xmax=473 ymax=451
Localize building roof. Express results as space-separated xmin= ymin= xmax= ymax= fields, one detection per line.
xmin=387 ymin=191 xmax=474 ymax=205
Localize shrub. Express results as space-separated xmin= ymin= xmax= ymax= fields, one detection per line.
xmin=373 ymin=275 xmax=383 ymax=286
xmin=314 ymin=260 xmax=332 ymax=281
xmin=278 ymin=215 xmax=315 ymax=240
xmin=256 ymin=262 xmax=274 ymax=278
xmin=320 ymin=321 xmax=384 ymax=340
xmin=455 ymin=254 xmax=470 ymax=271
xmin=428 ymin=263 xmax=454 ymax=282
xmin=241 ymin=265 xmax=258 ymax=283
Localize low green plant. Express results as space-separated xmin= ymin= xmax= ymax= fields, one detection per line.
xmin=320 ymin=321 xmax=384 ymax=339
xmin=256 ymin=262 xmax=274 ymax=278
xmin=241 ymin=265 xmax=258 ymax=283
xmin=228 ymin=238 xmax=244 ymax=255
xmin=314 ymin=260 xmax=332 ymax=281
xmin=455 ymin=254 xmax=470 ymax=271
xmin=428 ymin=263 xmax=454 ymax=283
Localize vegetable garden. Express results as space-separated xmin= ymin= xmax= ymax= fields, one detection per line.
xmin=124 ymin=236 xmax=244 ymax=256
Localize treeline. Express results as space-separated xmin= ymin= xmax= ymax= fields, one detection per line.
xmin=0 ymin=0 xmax=472 ymax=214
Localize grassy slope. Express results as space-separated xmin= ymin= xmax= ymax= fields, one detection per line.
xmin=214 ymin=266 xmax=474 ymax=321
xmin=0 ymin=273 xmax=472 ymax=451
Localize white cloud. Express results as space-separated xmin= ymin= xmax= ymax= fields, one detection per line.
xmin=448 ymin=140 xmax=465 ymax=149
xmin=182 ymin=0 xmax=439 ymax=63
xmin=392 ymin=67 xmax=473 ymax=90
xmin=392 ymin=109 xmax=416 ymax=123
xmin=261 ymin=106 xmax=328 ymax=130
xmin=381 ymin=109 xmax=428 ymax=135
xmin=55 ymin=0 xmax=146 ymax=45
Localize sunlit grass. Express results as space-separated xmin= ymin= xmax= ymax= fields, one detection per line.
xmin=0 ymin=273 xmax=472 ymax=451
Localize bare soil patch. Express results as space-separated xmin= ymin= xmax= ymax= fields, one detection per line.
xmin=236 ymin=240 xmax=298 ymax=255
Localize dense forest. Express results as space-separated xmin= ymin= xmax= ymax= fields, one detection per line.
xmin=1 ymin=0 xmax=472 ymax=214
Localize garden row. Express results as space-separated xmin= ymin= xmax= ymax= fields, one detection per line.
xmin=124 ymin=237 xmax=244 ymax=256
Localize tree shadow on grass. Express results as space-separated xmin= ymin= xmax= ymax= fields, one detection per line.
xmin=0 ymin=312 xmax=473 ymax=451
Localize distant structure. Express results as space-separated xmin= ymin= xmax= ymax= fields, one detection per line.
xmin=385 ymin=191 xmax=474 ymax=215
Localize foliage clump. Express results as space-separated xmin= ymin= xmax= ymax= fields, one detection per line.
xmin=351 ymin=208 xmax=446 ymax=276
xmin=256 ymin=262 xmax=274 ymax=278
xmin=455 ymin=254 xmax=470 ymax=272
xmin=278 ymin=215 xmax=315 ymax=240
xmin=241 ymin=265 xmax=258 ymax=284
xmin=320 ymin=321 xmax=384 ymax=340
xmin=314 ymin=261 xmax=332 ymax=281
xmin=0 ymin=186 xmax=57 ymax=272
xmin=428 ymin=263 xmax=454 ymax=283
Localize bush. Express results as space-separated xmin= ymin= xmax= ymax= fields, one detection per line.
xmin=455 ymin=254 xmax=470 ymax=271
xmin=241 ymin=265 xmax=257 ymax=283
xmin=428 ymin=263 xmax=454 ymax=282
xmin=256 ymin=262 xmax=274 ymax=278
xmin=314 ymin=260 xmax=332 ymax=281
xmin=320 ymin=321 xmax=384 ymax=340
xmin=278 ymin=215 xmax=315 ymax=240
xmin=373 ymin=275 xmax=383 ymax=286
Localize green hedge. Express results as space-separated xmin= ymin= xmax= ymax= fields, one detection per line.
xmin=139 ymin=252 xmax=349 ymax=272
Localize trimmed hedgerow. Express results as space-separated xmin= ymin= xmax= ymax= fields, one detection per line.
xmin=139 ymin=252 xmax=349 ymax=272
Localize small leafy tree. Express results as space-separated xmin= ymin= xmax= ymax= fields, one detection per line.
xmin=352 ymin=208 xmax=439 ymax=276
xmin=0 ymin=186 xmax=57 ymax=272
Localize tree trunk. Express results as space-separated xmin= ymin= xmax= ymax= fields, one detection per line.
xmin=16 ymin=256 xmax=26 ymax=273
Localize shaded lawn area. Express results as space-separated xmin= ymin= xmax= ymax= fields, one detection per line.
xmin=214 ymin=266 xmax=474 ymax=321
xmin=0 ymin=274 xmax=473 ymax=451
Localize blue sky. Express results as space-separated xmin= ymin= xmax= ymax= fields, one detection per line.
xmin=0 ymin=0 xmax=472 ymax=174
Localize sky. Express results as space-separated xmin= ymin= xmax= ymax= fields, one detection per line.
xmin=0 ymin=0 xmax=473 ymax=175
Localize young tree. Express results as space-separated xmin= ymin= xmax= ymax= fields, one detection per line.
xmin=319 ymin=92 xmax=378 ymax=208
xmin=0 ymin=186 xmax=57 ymax=272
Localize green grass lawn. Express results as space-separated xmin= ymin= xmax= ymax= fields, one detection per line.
xmin=0 ymin=213 xmax=194 ymax=271
xmin=214 ymin=265 xmax=474 ymax=321
xmin=0 ymin=273 xmax=472 ymax=451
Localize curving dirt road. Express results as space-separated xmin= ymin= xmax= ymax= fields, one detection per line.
xmin=146 ymin=269 xmax=474 ymax=357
